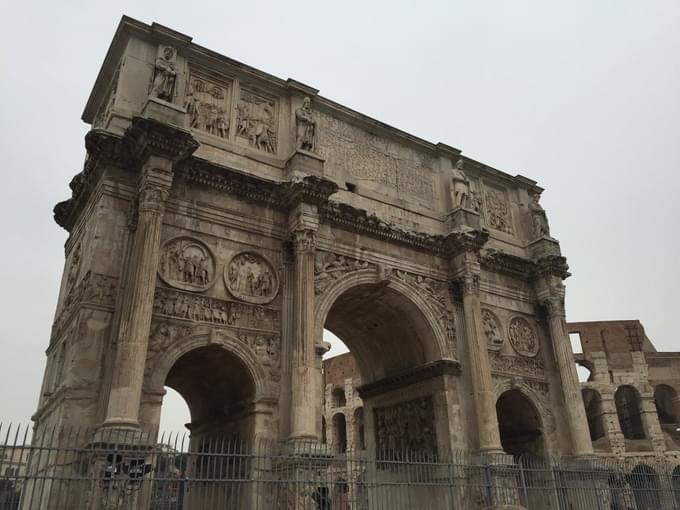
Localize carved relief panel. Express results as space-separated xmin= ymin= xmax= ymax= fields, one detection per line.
xmin=236 ymin=88 xmax=278 ymax=153
xmin=159 ymin=237 xmax=216 ymax=292
xmin=185 ymin=74 xmax=232 ymax=139
xmin=481 ymin=308 xmax=504 ymax=351
xmin=374 ymin=396 xmax=437 ymax=453
xmin=225 ymin=251 xmax=279 ymax=304
xmin=483 ymin=186 xmax=514 ymax=235
xmin=508 ymin=316 xmax=539 ymax=357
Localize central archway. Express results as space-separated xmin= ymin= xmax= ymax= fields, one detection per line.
xmin=316 ymin=271 xmax=454 ymax=455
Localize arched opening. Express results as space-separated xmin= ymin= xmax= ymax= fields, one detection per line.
xmin=332 ymin=387 xmax=347 ymax=408
xmin=672 ymin=465 xmax=680 ymax=507
xmin=575 ymin=359 xmax=594 ymax=382
xmin=164 ymin=345 xmax=257 ymax=440
xmin=581 ymin=389 xmax=605 ymax=442
xmin=320 ymin=279 xmax=446 ymax=454
xmin=496 ymin=389 xmax=544 ymax=456
xmin=159 ymin=386 xmax=191 ymax=433
xmin=615 ymin=385 xmax=645 ymax=440
xmin=354 ymin=407 xmax=365 ymax=450
xmin=630 ymin=465 xmax=661 ymax=510
xmin=332 ymin=413 xmax=347 ymax=453
xmin=654 ymin=384 xmax=678 ymax=425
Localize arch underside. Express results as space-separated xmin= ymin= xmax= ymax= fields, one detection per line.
xmin=324 ymin=282 xmax=443 ymax=385
xmin=496 ymin=389 xmax=544 ymax=456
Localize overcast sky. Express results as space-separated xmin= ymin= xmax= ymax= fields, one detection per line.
xmin=0 ymin=1 xmax=678 ymax=433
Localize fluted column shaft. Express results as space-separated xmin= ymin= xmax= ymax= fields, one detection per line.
xmin=460 ymin=273 xmax=503 ymax=453
xmin=289 ymin=228 xmax=319 ymax=440
xmin=543 ymin=295 xmax=594 ymax=456
xmin=103 ymin=159 xmax=173 ymax=429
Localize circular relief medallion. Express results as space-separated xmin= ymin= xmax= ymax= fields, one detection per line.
xmin=224 ymin=251 xmax=279 ymax=304
xmin=158 ymin=237 xmax=217 ymax=292
xmin=508 ymin=316 xmax=539 ymax=357
xmin=481 ymin=308 xmax=504 ymax=351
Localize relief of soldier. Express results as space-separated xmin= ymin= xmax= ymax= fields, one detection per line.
xmin=228 ymin=254 xmax=275 ymax=298
xmin=162 ymin=242 xmax=212 ymax=286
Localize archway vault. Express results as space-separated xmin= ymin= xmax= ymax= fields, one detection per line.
xmin=315 ymin=269 xmax=452 ymax=384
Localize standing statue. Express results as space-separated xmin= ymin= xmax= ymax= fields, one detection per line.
xmin=451 ymin=159 xmax=471 ymax=208
xmin=529 ymin=192 xmax=550 ymax=238
xmin=150 ymin=47 xmax=177 ymax=102
xmin=295 ymin=97 xmax=316 ymax=152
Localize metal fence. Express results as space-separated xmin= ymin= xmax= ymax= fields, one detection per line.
xmin=1 ymin=423 xmax=680 ymax=509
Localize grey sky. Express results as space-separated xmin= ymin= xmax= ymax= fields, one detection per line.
xmin=1 ymin=1 xmax=678 ymax=433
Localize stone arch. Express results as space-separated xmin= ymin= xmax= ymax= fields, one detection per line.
xmin=332 ymin=412 xmax=348 ymax=453
xmin=630 ymin=464 xmax=662 ymax=510
xmin=149 ymin=330 xmax=268 ymax=399
xmin=331 ymin=386 xmax=347 ymax=408
xmin=654 ymin=384 xmax=678 ymax=425
xmin=314 ymin=269 xmax=451 ymax=384
xmin=575 ymin=359 xmax=595 ymax=382
xmin=495 ymin=382 xmax=547 ymax=456
xmin=615 ymin=385 xmax=645 ymax=440
xmin=581 ymin=388 xmax=605 ymax=442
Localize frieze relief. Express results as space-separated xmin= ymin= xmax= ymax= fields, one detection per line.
xmin=508 ymin=316 xmax=539 ymax=357
xmin=481 ymin=308 xmax=504 ymax=351
xmin=484 ymin=187 xmax=514 ymax=235
xmin=185 ymin=75 xmax=231 ymax=139
xmin=236 ymin=88 xmax=277 ymax=153
xmin=159 ymin=237 xmax=216 ymax=292
xmin=374 ymin=396 xmax=437 ymax=453
xmin=313 ymin=252 xmax=370 ymax=295
xmin=489 ymin=351 xmax=545 ymax=378
xmin=225 ymin=251 xmax=279 ymax=304
xmin=153 ymin=287 xmax=280 ymax=332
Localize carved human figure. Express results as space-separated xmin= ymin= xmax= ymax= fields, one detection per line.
xmin=151 ymin=47 xmax=177 ymax=102
xmin=481 ymin=310 xmax=504 ymax=349
xmin=529 ymin=192 xmax=550 ymax=238
xmin=451 ymin=159 xmax=470 ymax=208
xmin=295 ymin=97 xmax=316 ymax=151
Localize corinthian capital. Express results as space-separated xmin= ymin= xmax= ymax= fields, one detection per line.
xmin=459 ymin=272 xmax=480 ymax=296
xmin=541 ymin=295 xmax=566 ymax=319
xmin=138 ymin=183 xmax=170 ymax=214
xmin=292 ymin=229 xmax=316 ymax=254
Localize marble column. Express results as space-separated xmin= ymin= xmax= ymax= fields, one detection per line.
xmin=460 ymin=270 xmax=503 ymax=453
xmin=449 ymin=232 xmax=502 ymax=453
xmin=288 ymin=228 xmax=320 ymax=441
xmin=542 ymin=294 xmax=594 ymax=456
xmin=103 ymin=157 xmax=173 ymax=429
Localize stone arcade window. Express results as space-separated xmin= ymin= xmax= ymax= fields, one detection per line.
xmin=654 ymin=384 xmax=678 ymax=425
xmin=332 ymin=413 xmax=347 ymax=453
xmin=353 ymin=407 xmax=365 ymax=450
xmin=581 ymin=389 xmax=605 ymax=442
xmin=332 ymin=388 xmax=347 ymax=408
xmin=614 ymin=385 xmax=646 ymax=440
xmin=630 ymin=464 xmax=662 ymax=510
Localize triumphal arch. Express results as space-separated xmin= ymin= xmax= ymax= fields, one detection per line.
xmin=35 ymin=16 xmax=594 ymax=465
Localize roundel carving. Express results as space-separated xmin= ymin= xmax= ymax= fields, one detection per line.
xmin=225 ymin=251 xmax=279 ymax=304
xmin=508 ymin=316 xmax=539 ymax=357
xmin=158 ymin=237 xmax=217 ymax=292
xmin=481 ymin=308 xmax=504 ymax=351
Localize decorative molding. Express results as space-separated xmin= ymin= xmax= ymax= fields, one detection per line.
xmin=489 ymin=351 xmax=545 ymax=378
xmin=357 ymin=360 xmax=460 ymax=400
xmin=225 ymin=251 xmax=279 ymax=304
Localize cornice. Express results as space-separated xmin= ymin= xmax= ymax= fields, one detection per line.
xmin=481 ymin=249 xmax=536 ymax=279
xmin=320 ymin=201 xmax=446 ymax=254
xmin=124 ymin=116 xmax=199 ymax=164
xmin=357 ymin=360 xmax=461 ymax=399
xmin=534 ymin=254 xmax=571 ymax=280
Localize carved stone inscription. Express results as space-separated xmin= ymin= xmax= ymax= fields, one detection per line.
xmin=226 ymin=251 xmax=279 ymax=304
xmin=374 ymin=396 xmax=436 ymax=453
xmin=159 ymin=237 xmax=216 ymax=292
xmin=236 ymin=89 xmax=277 ymax=153
xmin=481 ymin=309 xmax=504 ymax=350
xmin=508 ymin=317 xmax=539 ymax=357
xmin=154 ymin=287 xmax=280 ymax=332
xmin=484 ymin=188 xmax=514 ymax=234
xmin=316 ymin=112 xmax=434 ymax=204
xmin=185 ymin=76 xmax=231 ymax=138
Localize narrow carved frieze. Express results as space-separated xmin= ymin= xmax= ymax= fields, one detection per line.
xmin=153 ymin=287 xmax=280 ymax=332
xmin=489 ymin=351 xmax=545 ymax=378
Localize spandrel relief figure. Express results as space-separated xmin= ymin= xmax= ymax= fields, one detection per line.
xmin=150 ymin=46 xmax=177 ymax=102
xmin=295 ymin=97 xmax=316 ymax=152
xmin=451 ymin=159 xmax=470 ymax=208
xmin=529 ymin=192 xmax=550 ymax=238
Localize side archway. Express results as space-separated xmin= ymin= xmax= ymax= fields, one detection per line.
xmin=615 ymin=385 xmax=645 ymax=440
xmin=495 ymin=385 xmax=546 ymax=456
xmin=581 ymin=388 xmax=605 ymax=442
